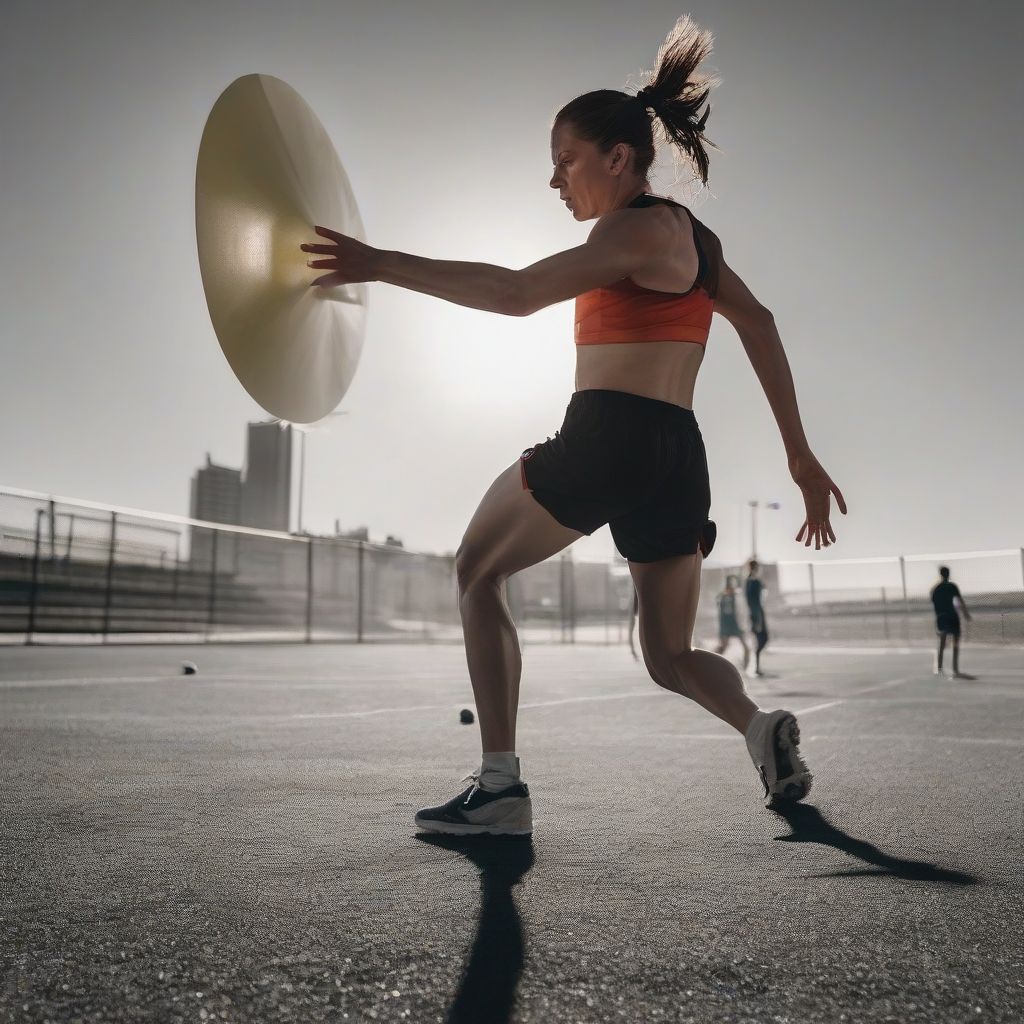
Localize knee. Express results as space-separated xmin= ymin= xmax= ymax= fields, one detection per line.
xmin=455 ymin=544 xmax=504 ymax=598
xmin=642 ymin=639 xmax=694 ymax=695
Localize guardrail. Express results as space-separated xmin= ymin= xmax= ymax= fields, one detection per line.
xmin=2 ymin=486 xmax=1021 ymax=647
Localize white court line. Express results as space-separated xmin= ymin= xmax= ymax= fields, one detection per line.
xmin=772 ymin=645 xmax=925 ymax=657
xmin=519 ymin=691 xmax=662 ymax=710
xmin=292 ymin=677 xmax=925 ymax=722
xmin=806 ymin=733 xmax=1024 ymax=748
xmin=291 ymin=676 xmax=922 ymax=723
xmin=293 ymin=702 xmax=460 ymax=720
xmin=796 ymin=676 xmax=917 ymax=716
xmin=292 ymin=690 xmax=661 ymax=720
xmin=0 ymin=675 xmax=170 ymax=689
xmin=0 ymin=672 xmax=457 ymax=690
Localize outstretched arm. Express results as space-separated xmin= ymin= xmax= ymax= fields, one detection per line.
xmin=300 ymin=208 xmax=673 ymax=316
xmin=714 ymin=258 xmax=847 ymax=549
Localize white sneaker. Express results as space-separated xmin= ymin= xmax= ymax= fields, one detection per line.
xmin=745 ymin=710 xmax=812 ymax=807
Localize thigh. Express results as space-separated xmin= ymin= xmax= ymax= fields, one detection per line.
xmin=629 ymin=550 xmax=703 ymax=656
xmin=458 ymin=461 xmax=584 ymax=586
xmin=610 ymin=431 xmax=711 ymax=564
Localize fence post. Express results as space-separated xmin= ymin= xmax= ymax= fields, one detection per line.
xmin=356 ymin=541 xmax=365 ymax=643
xmin=305 ymin=538 xmax=314 ymax=644
xmin=898 ymin=556 xmax=910 ymax=644
xmin=1019 ymin=547 xmax=1024 ymax=589
xmin=101 ymin=511 xmax=117 ymax=642
xmin=48 ymin=499 xmax=57 ymax=560
xmin=567 ymin=552 xmax=576 ymax=644
xmin=559 ymin=553 xmax=573 ymax=644
xmin=207 ymin=529 xmax=219 ymax=639
xmin=808 ymin=562 xmax=817 ymax=639
xmin=603 ymin=566 xmax=610 ymax=645
xmin=172 ymin=532 xmax=181 ymax=603
xmin=26 ymin=508 xmax=44 ymax=644
xmin=880 ymin=587 xmax=890 ymax=642
xmin=65 ymin=513 xmax=75 ymax=564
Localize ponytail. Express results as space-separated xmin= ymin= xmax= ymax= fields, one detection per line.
xmin=634 ymin=15 xmax=715 ymax=185
xmin=554 ymin=15 xmax=717 ymax=186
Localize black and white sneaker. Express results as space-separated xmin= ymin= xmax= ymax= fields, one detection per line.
xmin=415 ymin=772 xmax=533 ymax=836
xmin=745 ymin=709 xmax=812 ymax=808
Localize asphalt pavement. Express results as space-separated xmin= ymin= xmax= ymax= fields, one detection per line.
xmin=1 ymin=640 xmax=1021 ymax=1023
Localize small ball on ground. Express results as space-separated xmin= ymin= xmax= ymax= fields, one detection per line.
xmin=181 ymin=661 xmax=198 ymax=675
xmin=459 ymin=708 xmax=474 ymax=724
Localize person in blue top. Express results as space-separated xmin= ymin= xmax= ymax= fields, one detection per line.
xmin=931 ymin=566 xmax=974 ymax=679
xmin=745 ymin=559 xmax=769 ymax=676
xmin=716 ymin=575 xmax=750 ymax=672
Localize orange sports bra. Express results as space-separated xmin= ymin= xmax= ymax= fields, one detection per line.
xmin=574 ymin=193 xmax=720 ymax=347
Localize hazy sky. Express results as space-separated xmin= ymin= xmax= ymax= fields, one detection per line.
xmin=2 ymin=0 xmax=1021 ymax=565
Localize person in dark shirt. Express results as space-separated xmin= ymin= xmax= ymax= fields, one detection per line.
xmin=716 ymin=575 xmax=751 ymax=671
xmin=745 ymin=559 xmax=769 ymax=676
xmin=931 ymin=566 xmax=973 ymax=679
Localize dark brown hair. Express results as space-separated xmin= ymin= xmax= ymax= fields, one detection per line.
xmin=554 ymin=15 xmax=716 ymax=185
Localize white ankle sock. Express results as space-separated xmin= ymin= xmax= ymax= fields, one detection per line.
xmin=479 ymin=751 xmax=521 ymax=791
xmin=744 ymin=710 xmax=769 ymax=753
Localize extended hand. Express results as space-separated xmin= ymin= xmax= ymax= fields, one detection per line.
xmin=789 ymin=452 xmax=847 ymax=549
xmin=300 ymin=226 xmax=383 ymax=288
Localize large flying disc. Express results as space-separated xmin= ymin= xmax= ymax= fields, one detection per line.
xmin=196 ymin=74 xmax=366 ymax=423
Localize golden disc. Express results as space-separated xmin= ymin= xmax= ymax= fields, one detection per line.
xmin=196 ymin=74 xmax=367 ymax=423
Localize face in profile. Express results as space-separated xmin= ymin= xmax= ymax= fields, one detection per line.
xmin=549 ymin=122 xmax=629 ymax=222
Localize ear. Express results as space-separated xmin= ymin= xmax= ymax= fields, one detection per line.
xmin=607 ymin=142 xmax=632 ymax=177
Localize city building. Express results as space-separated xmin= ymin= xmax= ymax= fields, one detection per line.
xmin=188 ymin=454 xmax=242 ymax=569
xmin=240 ymin=421 xmax=292 ymax=532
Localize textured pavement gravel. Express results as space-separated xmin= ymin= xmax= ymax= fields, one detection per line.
xmin=1 ymin=641 xmax=1022 ymax=1023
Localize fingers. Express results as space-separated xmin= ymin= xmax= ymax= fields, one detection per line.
xmin=831 ymin=482 xmax=848 ymax=515
xmin=306 ymin=258 xmax=337 ymax=269
xmin=314 ymin=224 xmax=343 ymax=241
xmin=300 ymin=243 xmax=336 ymax=255
xmin=797 ymin=518 xmax=837 ymax=549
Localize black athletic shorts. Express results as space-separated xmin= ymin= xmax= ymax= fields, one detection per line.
xmin=936 ymin=612 xmax=961 ymax=637
xmin=519 ymin=389 xmax=714 ymax=563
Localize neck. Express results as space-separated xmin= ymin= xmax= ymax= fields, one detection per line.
xmin=611 ymin=180 xmax=650 ymax=211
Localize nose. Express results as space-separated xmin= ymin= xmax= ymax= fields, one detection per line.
xmin=549 ymin=169 xmax=562 ymax=190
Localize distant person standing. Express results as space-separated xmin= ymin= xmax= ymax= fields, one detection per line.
xmin=716 ymin=575 xmax=750 ymax=670
xmin=931 ymin=566 xmax=974 ymax=679
xmin=745 ymin=559 xmax=769 ymax=676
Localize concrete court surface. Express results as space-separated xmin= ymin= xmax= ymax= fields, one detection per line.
xmin=1 ymin=640 xmax=1022 ymax=1024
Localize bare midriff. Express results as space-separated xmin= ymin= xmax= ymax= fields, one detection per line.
xmin=574 ymin=338 xmax=705 ymax=409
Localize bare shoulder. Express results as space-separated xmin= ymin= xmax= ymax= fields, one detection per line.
xmin=586 ymin=204 xmax=677 ymax=250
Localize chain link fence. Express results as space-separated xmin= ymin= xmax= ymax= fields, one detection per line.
xmin=1 ymin=487 xmax=1021 ymax=647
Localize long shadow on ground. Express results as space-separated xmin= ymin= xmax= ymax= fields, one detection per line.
xmin=415 ymin=834 xmax=535 ymax=1024
xmin=772 ymin=803 xmax=979 ymax=885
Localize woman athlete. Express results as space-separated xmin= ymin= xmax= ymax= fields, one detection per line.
xmin=301 ymin=16 xmax=846 ymax=836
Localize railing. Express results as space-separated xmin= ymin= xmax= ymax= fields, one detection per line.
xmin=0 ymin=487 xmax=636 ymax=645
xmin=1 ymin=486 xmax=1021 ymax=647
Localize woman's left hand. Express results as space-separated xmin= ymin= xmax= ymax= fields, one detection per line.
xmin=789 ymin=451 xmax=847 ymax=550
xmin=300 ymin=226 xmax=383 ymax=287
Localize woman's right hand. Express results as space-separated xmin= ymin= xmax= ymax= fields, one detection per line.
xmin=788 ymin=451 xmax=847 ymax=549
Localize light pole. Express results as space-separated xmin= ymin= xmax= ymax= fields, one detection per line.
xmin=274 ymin=411 xmax=349 ymax=534
xmin=748 ymin=500 xmax=781 ymax=560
